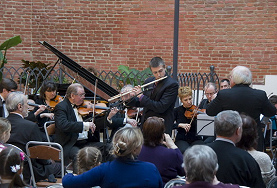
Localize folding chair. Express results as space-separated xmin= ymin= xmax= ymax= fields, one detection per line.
xmin=262 ymin=117 xmax=277 ymax=163
xmin=26 ymin=141 xmax=64 ymax=187
xmin=44 ymin=121 xmax=55 ymax=142
xmin=164 ymin=177 xmax=186 ymax=188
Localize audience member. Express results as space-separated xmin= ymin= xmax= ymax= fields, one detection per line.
xmin=6 ymin=91 xmax=60 ymax=182
xmin=219 ymin=79 xmax=231 ymax=90
xmin=106 ymin=85 xmax=138 ymax=140
xmin=0 ymin=117 xmax=11 ymax=152
xmin=138 ymin=116 xmax=184 ymax=185
xmin=268 ymin=95 xmax=277 ymax=132
xmin=77 ymin=146 xmax=102 ymax=175
xmin=62 ymin=127 xmax=163 ymax=188
xmin=199 ymin=82 xmax=217 ymax=110
xmin=0 ymin=78 xmax=18 ymax=118
xmin=0 ymin=146 xmax=32 ymax=188
xmin=206 ymin=65 xmax=276 ymax=151
xmin=132 ymin=57 xmax=179 ymax=134
xmin=208 ymin=110 xmax=265 ymax=188
xmin=54 ymin=83 xmax=109 ymax=173
xmin=174 ymin=86 xmax=204 ymax=153
xmin=236 ymin=114 xmax=276 ymax=186
xmin=172 ymin=145 xmax=239 ymax=188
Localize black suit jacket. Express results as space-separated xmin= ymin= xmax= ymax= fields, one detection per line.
xmin=129 ymin=76 xmax=178 ymax=134
xmin=0 ymin=98 xmax=5 ymax=117
xmin=106 ymin=111 xmax=125 ymax=140
xmin=206 ymin=84 xmax=276 ymax=123
xmin=54 ymin=98 xmax=84 ymax=161
xmin=208 ymin=140 xmax=265 ymax=188
xmin=7 ymin=113 xmax=54 ymax=181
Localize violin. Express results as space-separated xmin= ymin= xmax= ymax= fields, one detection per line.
xmin=49 ymin=95 xmax=63 ymax=110
xmin=77 ymin=100 xmax=109 ymax=116
xmin=185 ymin=105 xmax=206 ymax=119
xmin=127 ymin=107 xmax=143 ymax=119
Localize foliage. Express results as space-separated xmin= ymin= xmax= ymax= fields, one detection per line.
xmin=0 ymin=36 xmax=22 ymax=80
xmin=19 ymin=60 xmax=53 ymax=89
xmin=116 ymin=65 xmax=152 ymax=89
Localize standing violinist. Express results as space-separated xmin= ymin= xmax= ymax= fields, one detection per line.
xmin=174 ymin=86 xmax=204 ymax=154
xmin=106 ymin=85 xmax=138 ymax=140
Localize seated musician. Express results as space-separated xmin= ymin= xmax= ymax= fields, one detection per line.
xmin=174 ymin=86 xmax=204 ymax=154
xmin=106 ymin=84 xmax=138 ymax=140
xmin=28 ymin=81 xmax=61 ymax=129
xmin=198 ymin=82 xmax=217 ymax=110
xmin=54 ymin=83 xmax=111 ymax=173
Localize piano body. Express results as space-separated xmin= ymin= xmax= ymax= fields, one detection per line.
xmin=39 ymin=41 xmax=119 ymax=140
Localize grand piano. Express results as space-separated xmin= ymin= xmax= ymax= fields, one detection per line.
xmin=39 ymin=41 xmax=119 ymax=140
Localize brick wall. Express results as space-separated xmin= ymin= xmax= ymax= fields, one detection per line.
xmin=1 ymin=0 xmax=276 ymax=84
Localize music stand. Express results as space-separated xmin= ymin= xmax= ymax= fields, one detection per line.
xmin=197 ymin=114 xmax=215 ymax=136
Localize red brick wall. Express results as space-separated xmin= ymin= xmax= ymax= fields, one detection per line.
xmin=1 ymin=0 xmax=276 ymax=84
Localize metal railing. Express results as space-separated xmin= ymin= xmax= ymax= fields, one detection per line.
xmin=0 ymin=65 xmax=219 ymax=105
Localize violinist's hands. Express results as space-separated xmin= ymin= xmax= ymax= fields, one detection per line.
xmin=107 ymin=107 xmax=119 ymax=120
xmin=133 ymin=86 xmax=143 ymax=98
xmin=40 ymin=112 xmax=54 ymax=120
xmin=34 ymin=105 xmax=47 ymax=117
xmin=88 ymin=122 xmax=96 ymax=133
xmin=162 ymin=133 xmax=178 ymax=149
xmin=126 ymin=118 xmax=137 ymax=127
xmin=179 ymin=123 xmax=191 ymax=132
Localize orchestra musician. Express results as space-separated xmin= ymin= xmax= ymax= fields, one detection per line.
xmin=28 ymin=81 xmax=62 ymax=129
xmin=106 ymin=84 xmax=138 ymax=141
xmin=131 ymin=57 xmax=179 ymax=134
xmin=173 ymin=86 xmax=204 ymax=154
xmin=0 ymin=78 xmax=18 ymax=118
xmin=54 ymin=83 xmax=110 ymax=173
xmin=198 ymin=82 xmax=217 ymax=110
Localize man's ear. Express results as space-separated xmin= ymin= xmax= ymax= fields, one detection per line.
xmin=17 ymin=103 xmax=23 ymax=110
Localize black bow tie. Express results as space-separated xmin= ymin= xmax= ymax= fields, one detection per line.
xmin=2 ymin=100 xmax=5 ymax=104
xmin=72 ymin=104 xmax=78 ymax=108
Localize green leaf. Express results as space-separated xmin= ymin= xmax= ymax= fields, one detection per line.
xmin=0 ymin=51 xmax=3 ymax=68
xmin=0 ymin=36 xmax=22 ymax=51
xmin=118 ymin=65 xmax=130 ymax=74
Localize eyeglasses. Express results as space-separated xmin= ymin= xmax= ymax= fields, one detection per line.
xmin=205 ymin=92 xmax=215 ymax=96
xmin=75 ymin=93 xmax=86 ymax=97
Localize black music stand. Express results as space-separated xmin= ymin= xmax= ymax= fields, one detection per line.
xmin=196 ymin=114 xmax=215 ymax=136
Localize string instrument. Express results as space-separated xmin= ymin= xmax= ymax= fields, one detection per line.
xmin=49 ymin=95 xmax=63 ymax=110
xmin=27 ymin=102 xmax=52 ymax=111
xmin=77 ymin=100 xmax=109 ymax=116
xmin=127 ymin=107 xmax=143 ymax=119
xmin=185 ymin=105 xmax=206 ymax=119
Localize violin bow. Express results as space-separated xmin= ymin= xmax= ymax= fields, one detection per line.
xmin=92 ymin=79 xmax=98 ymax=123
xmin=189 ymin=86 xmax=206 ymax=125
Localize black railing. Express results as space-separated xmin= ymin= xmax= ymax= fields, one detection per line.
xmin=0 ymin=65 xmax=219 ymax=105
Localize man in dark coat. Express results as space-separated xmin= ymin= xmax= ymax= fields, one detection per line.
xmin=206 ymin=65 xmax=276 ymax=151
xmin=132 ymin=57 xmax=179 ymax=134
xmin=6 ymin=92 xmax=60 ymax=182
xmin=208 ymin=110 xmax=265 ymax=188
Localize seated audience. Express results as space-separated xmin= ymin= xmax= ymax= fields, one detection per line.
xmin=236 ymin=114 xmax=276 ymax=186
xmin=138 ymin=116 xmax=184 ymax=185
xmin=0 ymin=117 xmax=11 ymax=152
xmin=208 ymin=110 xmax=265 ymax=188
xmin=172 ymin=145 xmax=239 ymax=188
xmin=62 ymin=127 xmax=163 ymax=188
xmin=174 ymin=86 xmax=204 ymax=153
xmin=77 ymin=146 xmax=102 ymax=175
xmin=0 ymin=145 xmax=32 ymax=187
xmin=0 ymin=78 xmax=18 ymax=118
xmin=6 ymin=91 xmax=61 ymax=183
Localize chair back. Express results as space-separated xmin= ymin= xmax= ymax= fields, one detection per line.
xmin=164 ymin=178 xmax=186 ymax=188
xmin=44 ymin=121 xmax=55 ymax=142
xmin=26 ymin=141 xmax=64 ymax=187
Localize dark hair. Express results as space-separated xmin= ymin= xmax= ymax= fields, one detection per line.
xmin=0 ymin=78 xmax=18 ymax=93
xmin=0 ymin=146 xmax=26 ymax=188
xmin=236 ymin=114 xmax=258 ymax=150
xmin=39 ymin=81 xmax=57 ymax=99
xmin=220 ymin=79 xmax=230 ymax=84
xmin=77 ymin=147 xmax=102 ymax=174
xmin=149 ymin=57 xmax=165 ymax=68
xmin=142 ymin=116 xmax=165 ymax=147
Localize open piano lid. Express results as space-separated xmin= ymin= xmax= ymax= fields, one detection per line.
xmin=39 ymin=41 xmax=119 ymax=101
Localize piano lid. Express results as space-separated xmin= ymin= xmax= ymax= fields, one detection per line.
xmin=39 ymin=41 xmax=119 ymax=101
